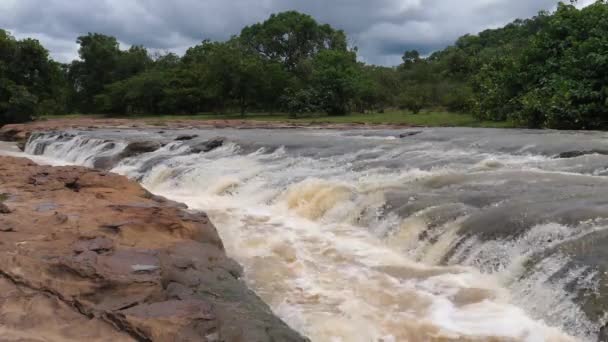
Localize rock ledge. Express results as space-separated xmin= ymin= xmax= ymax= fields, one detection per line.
xmin=0 ymin=156 xmax=307 ymax=342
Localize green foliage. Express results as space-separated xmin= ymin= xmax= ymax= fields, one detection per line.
xmin=440 ymin=83 xmax=473 ymax=112
xmin=310 ymin=50 xmax=365 ymax=115
xmin=398 ymin=84 xmax=433 ymax=114
xmin=55 ymin=12 xmax=346 ymax=116
xmin=68 ymin=34 xmax=153 ymax=113
xmin=281 ymin=88 xmax=320 ymax=117
xmin=0 ymin=29 xmax=67 ymax=125
xmin=8 ymin=4 xmax=608 ymax=130
xmin=471 ymin=1 xmax=608 ymax=129
xmin=2 ymin=84 xmax=37 ymax=123
xmin=401 ymin=50 xmax=421 ymax=66
xmin=70 ymin=33 xmax=121 ymax=111
xmin=240 ymin=11 xmax=347 ymax=72
xmin=95 ymin=70 xmax=170 ymax=114
xmin=472 ymin=55 xmax=521 ymax=122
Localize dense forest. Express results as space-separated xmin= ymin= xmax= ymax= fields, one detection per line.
xmin=1 ymin=1 xmax=608 ymax=129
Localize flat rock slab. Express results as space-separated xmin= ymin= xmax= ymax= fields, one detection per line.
xmin=0 ymin=156 xmax=308 ymax=342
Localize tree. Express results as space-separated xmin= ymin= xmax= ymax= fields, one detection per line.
xmin=0 ymin=29 xmax=68 ymax=125
xmin=115 ymin=45 xmax=152 ymax=80
xmin=402 ymin=50 xmax=421 ymax=66
xmin=281 ymin=88 xmax=320 ymax=117
xmin=212 ymin=40 xmax=288 ymax=116
xmin=179 ymin=39 xmax=289 ymax=115
xmin=472 ymin=1 xmax=608 ymax=129
xmin=240 ymin=11 xmax=347 ymax=72
xmin=95 ymin=70 xmax=171 ymax=115
xmin=310 ymin=50 xmax=363 ymax=115
xmin=152 ymin=52 xmax=180 ymax=70
xmin=70 ymin=33 xmax=121 ymax=112
xmin=472 ymin=55 xmax=522 ymax=122
xmin=358 ymin=65 xmax=401 ymax=112
xmin=4 ymin=85 xmax=38 ymax=122
xmin=398 ymin=83 xmax=433 ymax=114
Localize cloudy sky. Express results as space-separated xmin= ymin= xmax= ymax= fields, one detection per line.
xmin=0 ymin=0 xmax=597 ymax=66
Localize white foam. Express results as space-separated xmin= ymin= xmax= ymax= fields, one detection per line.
xmin=21 ymin=130 xmax=597 ymax=341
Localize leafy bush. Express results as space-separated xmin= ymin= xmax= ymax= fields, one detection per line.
xmin=282 ymin=88 xmax=320 ymax=117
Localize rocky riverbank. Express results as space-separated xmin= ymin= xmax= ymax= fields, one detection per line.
xmin=0 ymin=118 xmax=412 ymax=150
xmin=0 ymin=156 xmax=307 ymax=341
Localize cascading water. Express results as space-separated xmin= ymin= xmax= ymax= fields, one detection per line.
xmin=17 ymin=127 xmax=608 ymax=341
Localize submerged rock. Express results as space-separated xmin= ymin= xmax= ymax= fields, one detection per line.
xmin=174 ymin=134 xmax=198 ymax=141
xmin=93 ymin=156 xmax=118 ymax=170
xmin=0 ymin=156 xmax=308 ymax=342
xmin=191 ymin=137 xmax=225 ymax=153
xmin=554 ymin=149 xmax=608 ymax=159
xmin=399 ymin=131 xmax=422 ymax=138
xmin=93 ymin=141 xmax=163 ymax=170
xmin=119 ymin=141 xmax=162 ymax=158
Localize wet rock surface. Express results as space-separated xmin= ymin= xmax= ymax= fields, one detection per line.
xmin=0 ymin=156 xmax=307 ymax=342
xmin=554 ymin=149 xmax=608 ymax=159
xmin=0 ymin=118 xmax=413 ymax=151
xmin=398 ymin=131 xmax=422 ymax=138
xmin=119 ymin=141 xmax=163 ymax=158
xmin=175 ymin=134 xmax=199 ymax=141
xmin=190 ymin=137 xmax=225 ymax=153
xmin=94 ymin=141 xmax=163 ymax=170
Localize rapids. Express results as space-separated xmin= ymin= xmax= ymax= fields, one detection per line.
xmin=17 ymin=127 xmax=608 ymax=341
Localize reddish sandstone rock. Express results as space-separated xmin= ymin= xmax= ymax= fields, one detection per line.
xmin=0 ymin=277 xmax=133 ymax=342
xmin=0 ymin=156 xmax=307 ymax=342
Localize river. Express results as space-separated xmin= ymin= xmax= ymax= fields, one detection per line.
xmin=14 ymin=127 xmax=608 ymax=341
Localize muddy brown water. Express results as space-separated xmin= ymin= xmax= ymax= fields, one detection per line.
xmin=16 ymin=127 xmax=608 ymax=341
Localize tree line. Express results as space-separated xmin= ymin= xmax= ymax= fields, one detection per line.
xmin=2 ymin=2 xmax=608 ymax=129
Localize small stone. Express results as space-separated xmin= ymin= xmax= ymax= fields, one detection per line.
xmin=73 ymin=237 xmax=114 ymax=254
xmin=100 ymin=221 xmax=132 ymax=232
xmin=205 ymin=332 xmax=220 ymax=342
xmin=54 ymin=212 xmax=69 ymax=224
xmin=0 ymin=203 xmax=11 ymax=214
xmin=131 ymin=264 xmax=160 ymax=272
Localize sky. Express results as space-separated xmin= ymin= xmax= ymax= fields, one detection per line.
xmin=0 ymin=0 xmax=597 ymax=66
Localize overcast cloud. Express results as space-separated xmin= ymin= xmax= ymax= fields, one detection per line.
xmin=0 ymin=0 xmax=597 ymax=66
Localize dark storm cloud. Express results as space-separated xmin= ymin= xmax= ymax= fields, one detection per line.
xmin=0 ymin=0 xmax=592 ymax=65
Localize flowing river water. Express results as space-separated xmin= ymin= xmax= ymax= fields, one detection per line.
xmin=11 ymin=127 xmax=608 ymax=341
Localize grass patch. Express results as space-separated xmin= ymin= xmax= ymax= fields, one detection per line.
xmin=39 ymin=113 xmax=106 ymax=120
xmin=285 ymin=111 xmax=515 ymax=128
xmin=0 ymin=193 xmax=8 ymax=203
xmin=41 ymin=111 xmax=516 ymax=129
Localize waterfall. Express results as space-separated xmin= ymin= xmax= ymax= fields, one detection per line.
xmin=22 ymin=128 xmax=608 ymax=341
